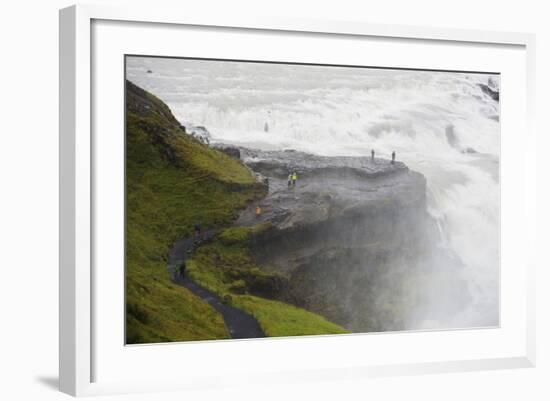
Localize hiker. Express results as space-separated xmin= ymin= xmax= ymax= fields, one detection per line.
xmin=287 ymin=173 xmax=292 ymax=189
xmin=391 ymin=151 xmax=396 ymax=164
xmin=371 ymin=149 xmax=375 ymax=160
xmin=292 ymin=171 xmax=298 ymax=187
xmin=169 ymin=263 xmax=180 ymax=281
xmin=256 ymin=205 xmax=262 ymax=218
xmin=178 ymin=262 xmax=186 ymax=279
xmin=194 ymin=223 xmax=201 ymax=240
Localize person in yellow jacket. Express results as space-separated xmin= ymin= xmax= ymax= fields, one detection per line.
xmin=292 ymin=171 xmax=298 ymax=187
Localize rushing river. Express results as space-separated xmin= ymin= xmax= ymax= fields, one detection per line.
xmin=127 ymin=56 xmax=500 ymax=330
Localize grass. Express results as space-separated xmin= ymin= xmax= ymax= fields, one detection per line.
xmin=233 ymin=296 xmax=347 ymax=337
xmin=186 ymin=226 xmax=348 ymax=337
xmin=125 ymin=80 xmax=265 ymax=343
xmin=126 ymin=267 xmax=227 ymax=343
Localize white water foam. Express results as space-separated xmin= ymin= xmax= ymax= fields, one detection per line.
xmin=127 ymin=57 xmax=500 ymax=329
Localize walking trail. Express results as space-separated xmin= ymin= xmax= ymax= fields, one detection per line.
xmin=168 ymin=229 xmax=265 ymax=339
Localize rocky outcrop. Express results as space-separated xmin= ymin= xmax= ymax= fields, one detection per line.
xmin=236 ymin=148 xmax=469 ymax=332
xmin=478 ymin=83 xmax=499 ymax=102
xmin=237 ymin=148 xmax=426 ymax=240
xmin=240 ymin=148 xmax=407 ymax=179
xmin=214 ymin=145 xmax=241 ymax=159
xmin=185 ymin=125 xmax=211 ymax=144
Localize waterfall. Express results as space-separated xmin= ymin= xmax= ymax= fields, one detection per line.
xmin=127 ymin=56 xmax=500 ymax=328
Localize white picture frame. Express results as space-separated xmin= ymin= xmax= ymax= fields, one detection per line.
xmin=59 ymin=4 xmax=536 ymax=397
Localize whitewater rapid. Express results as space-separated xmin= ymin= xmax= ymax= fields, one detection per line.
xmin=127 ymin=57 xmax=500 ymax=329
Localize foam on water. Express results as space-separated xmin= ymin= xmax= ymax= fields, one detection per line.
xmin=127 ymin=57 xmax=500 ymax=329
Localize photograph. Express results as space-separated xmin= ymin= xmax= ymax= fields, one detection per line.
xmin=124 ymin=56 xmax=500 ymax=344
xmin=1 ymin=0 xmax=545 ymax=398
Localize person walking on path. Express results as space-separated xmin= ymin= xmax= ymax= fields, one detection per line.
xmin=178 ymin=262 xmax=186 ymax=280
xmin=168 ymin=261 xmax=183 ymax=281
xmin=391 ymin=151 xmax=396 ymax=164
xmin=371 ymin=149 xmax=375 ymax=161
xmin=292 ymin=171 xmax=298 ymax=187
xmin=194 ymin=223 xmax=202 ymax=240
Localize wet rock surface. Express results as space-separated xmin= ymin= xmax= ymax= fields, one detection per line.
xmin=236 ymin=147 xmax=425 ymax=236
xmin=478 ymin=83 xmax=500 ymax=102
xmin=240 ymin=147 xmax=408 ymax=179
xmin=235 ymin=147 xmax=469 ymax=332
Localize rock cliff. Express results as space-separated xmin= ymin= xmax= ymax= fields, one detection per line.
xmin=230 ymin=147 xmax=469 ymax=332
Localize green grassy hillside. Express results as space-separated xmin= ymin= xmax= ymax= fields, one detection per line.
xmin=125 ymin=80 xmax=265 ymax=343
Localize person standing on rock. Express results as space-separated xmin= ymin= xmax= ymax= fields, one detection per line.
xmin=391 ymin=151 xmax=396 ymax=164
xmin=371 ymin=149 xmax=375 ymax=161
xmin=292 ymin=171 xmax=298 ymax=187
xmin=287 ymin=173 xmax=292 ymax=189
xmin=256 ymin=205 xmax=262 ymax=218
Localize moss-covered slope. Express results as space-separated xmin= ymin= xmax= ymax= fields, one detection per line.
xmin=125 ymin=80 xmax=265 ymax=343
